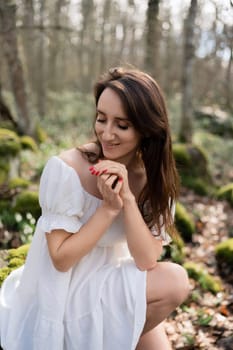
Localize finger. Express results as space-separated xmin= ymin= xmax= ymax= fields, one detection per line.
xmin=112 ymin=177 xmax=123 ymax=193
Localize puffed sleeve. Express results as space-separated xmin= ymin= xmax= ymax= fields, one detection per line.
xmin=151 ymin=202 xmax=176 ymax=245
xmin=38 ymin=156 xmax=85 ymax=234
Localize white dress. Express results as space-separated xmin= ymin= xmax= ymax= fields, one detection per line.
xmin=0 ymin=156 xmax=171 ymax=350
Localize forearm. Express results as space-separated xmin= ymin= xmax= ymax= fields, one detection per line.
xmin=47 ymin=204 xmax=119 ymax=272
xmin=123 ymin=196 xmax=163 ymax=270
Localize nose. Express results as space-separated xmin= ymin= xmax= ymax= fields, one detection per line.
xmin=101 ymin=124 xmax=115 ymax=141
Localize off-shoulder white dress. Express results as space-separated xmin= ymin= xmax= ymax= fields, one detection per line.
xmin=0 ymin=156 xmax=171 ymax=350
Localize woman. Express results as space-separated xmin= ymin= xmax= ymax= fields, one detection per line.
xmin=0 ymin=67 xmax=190 ymax=349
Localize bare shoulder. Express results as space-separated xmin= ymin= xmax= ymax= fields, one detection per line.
xmin=59 ymin=147 xmax=90 ymax=174
xmin=59 ymin=145 xmax=100 ymax=196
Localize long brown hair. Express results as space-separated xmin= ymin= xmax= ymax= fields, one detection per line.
xmin=81 ymin=67 xmax=179 ymax=236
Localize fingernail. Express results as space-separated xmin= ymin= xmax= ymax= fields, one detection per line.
xmin=95 ymin=171 xmax=100 ymax=176
xmin=91 ymin=170 xmax=96 ymax=175
xmin=89 ymin=166 xmax=94 ymax=171
xmin=118 ymin=177 xmax=123 ymax=182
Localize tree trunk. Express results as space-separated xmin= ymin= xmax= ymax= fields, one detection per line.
xmin=36 ymin=0 xmax=46 ymax=118
xmin=179 ymin=0 xmax=198 ymax=143
xmin=145 ymin=0 xmax=160 ymax=77
xmin=48 ymin=0 xmax=66 ymax=91
xmin=22 ymin=0 xmax=36 ymax=94
xmin=0 ymin=0 xmax=32 ymax=135
xmin=225 ymin=25 xmax=233 ymax=111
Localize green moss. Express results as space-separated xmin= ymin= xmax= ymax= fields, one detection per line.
xmin=13 ymin=191 xmax=41 ymax=219
xmin=0 ymin=159 xmax=9 ymax=185
xmin=0 ymin=266 xmax=11 ymax=286
xmin=162 ymin=233 xmax=185 ymax=264
xmin=0 ymin=200 xmax=11 ymax=212
xmin=0 ymin=245 xmax=30 ymax=286
xmin=35 ymin=124 xmax=48 ymax=143
xmin=184 ymin=262 xmax=222 ymax=294
xmin=173 ymin=143 xmax=212 ymax=194
xmin=173 ymin=143 xmax=191 ymax=167
xmin=8 ymin=257 xmax=25 ymax=268
xmin=182 ymin=176 xmax=210 ymax=196
xmin=7 ymin=244 xmax=29 ymax=261
xmin=20 ymin=135 xmax=38 ymax=152
xmin=170 ymin=233 xmax=185 ymax=263
xmin=216 ymin=183 xmax=233 ymax=206
xmin=175 ymin=202 xmax=195 ymax=241
xmin=8 ymin=177 xmax=30 ymax=190
xmin=0 ymin=128 xmax=21 ymax=156
xmin=215 ymin=238 xmax=233 ymax=265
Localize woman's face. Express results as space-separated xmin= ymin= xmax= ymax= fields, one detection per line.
xmin=95 ymin=87 xmax=141 ymax=165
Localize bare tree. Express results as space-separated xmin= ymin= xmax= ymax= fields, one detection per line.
xmin=0 ymin=0 xmax=32 ymax=135
xmin=179 ymin=0 xmax=198 ymax=143
xmin=22 ymin=0 xmax=36 ymax=93
xmin=145 ymin=0 xmax=161 ymax=77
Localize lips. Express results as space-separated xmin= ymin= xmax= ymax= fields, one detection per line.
xmin=102 ymin=142 xmax=120 ymax=149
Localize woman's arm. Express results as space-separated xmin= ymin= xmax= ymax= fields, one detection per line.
xmin=46 ymin=204 xmax=119 ymax=272
xmin=46 ymin=173 xmax=123 ymax=272
xmin=122 ymin=195 xmax=163 ymax=271
xmin=92 ymin=160 xmax=164 ymax=271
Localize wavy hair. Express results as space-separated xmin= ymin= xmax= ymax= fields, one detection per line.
xmin=81 ymin=67 xmax=179 ymax=236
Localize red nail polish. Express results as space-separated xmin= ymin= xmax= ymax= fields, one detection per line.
xmin=91 ymin=170 xmax=96 ymax=175
xmin=89 ymin=166 xmax=94 ymax=171
xmin=95 ymin=171 xmax=100 ymax=175
xmin=118 ymin=177 xmax=123 ymax=182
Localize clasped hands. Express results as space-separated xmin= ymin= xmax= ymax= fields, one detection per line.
xmin=89 ymin=160 xmax=134 ymax=211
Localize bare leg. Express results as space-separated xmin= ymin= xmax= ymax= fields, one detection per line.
xmin=136 ymin=323 xmax=172 ymax=350
xmin=143 ymin=262 xmax=190 ymax=333
xmin=136 ymin=262 xmax=190 ymax=349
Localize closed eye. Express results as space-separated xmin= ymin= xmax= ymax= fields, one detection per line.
xmin=118 ymin=124 xmax=129 ymax=130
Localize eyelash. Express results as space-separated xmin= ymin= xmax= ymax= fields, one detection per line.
xmin=96 ymin=118 xmax=129 ymax=130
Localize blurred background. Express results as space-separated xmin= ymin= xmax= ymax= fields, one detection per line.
xmin=0 ymin=1 xmax=233 ymax=349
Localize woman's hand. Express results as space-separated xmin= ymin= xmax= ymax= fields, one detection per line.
xmin=89 ymin=160 xmax=135 ymax=204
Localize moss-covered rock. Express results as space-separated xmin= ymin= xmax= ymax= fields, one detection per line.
xmin=173 ymin=143 xmax=212 ymax=195
xmin=20 ymin=135 xmax=38 ymax=152
xmin=216 ymin=183 xmax=233 ymax=206
xmin=184 ymin=261 xmax=222 ymax=294
xmin=0 ymin=266 xmax=11 ymax=287
xmin=13 ymin=190 xmax=41 ymax=219
xmin=0 ymin=244 xmax=29 ymax=286
xmin=35 ymin=124 xmax=48 ymax=143
xmin=7 ymin=244 xmax=29 ymax=261
xmin=0 ymin=159 xmax=10 ymax=185
xmin=0 ymin=128 xmax=21 ymax=157
xmin=175 ymin=202 xmax=195 ymax=242
xmin=8 ymin=177 xmax=30 ymax=190
xmin=162 ymin=232 xmax=185 ymax=264
xmin=215 ymin=238 xmax=233 ymax=266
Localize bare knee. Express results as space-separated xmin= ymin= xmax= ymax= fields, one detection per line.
xmin=147 ymin=262 xmax=190 ymax=307
xmin=166 ymin=263 xmax=190 ymax=306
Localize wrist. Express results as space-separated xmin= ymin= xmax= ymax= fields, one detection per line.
xmin=100 ymin=202 xmax=121 ymax=217
xmin=122 ymin=193 xmax=136 ymax=206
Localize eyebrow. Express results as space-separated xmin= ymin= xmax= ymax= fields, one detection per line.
xmin=96 ymin=109 xmax=129 ymax=121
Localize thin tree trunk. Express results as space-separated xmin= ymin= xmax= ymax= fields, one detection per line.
xmin=22 ymin=0 xmax=36 ymax=93
xmin=225 ymin=27 xmax=233 ymax=111
xmin=37 ymin=0 xmax=46 ymax=118
xmin=48 ymin=0 xmax=66 ymax=91
xmin=145 ymin=0 xmax=160 ymax=77
xmin=179 ymin=0 xmax=198 ymax=143
xmin=0 ymin=1 xmax=32 ymax=135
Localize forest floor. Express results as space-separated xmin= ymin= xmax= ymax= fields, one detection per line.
xmin=165 ymin=189 xmax=233 ymax=350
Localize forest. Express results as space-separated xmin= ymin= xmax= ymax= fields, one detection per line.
xmin=0 ymin=0 xmax=233 ymax=349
